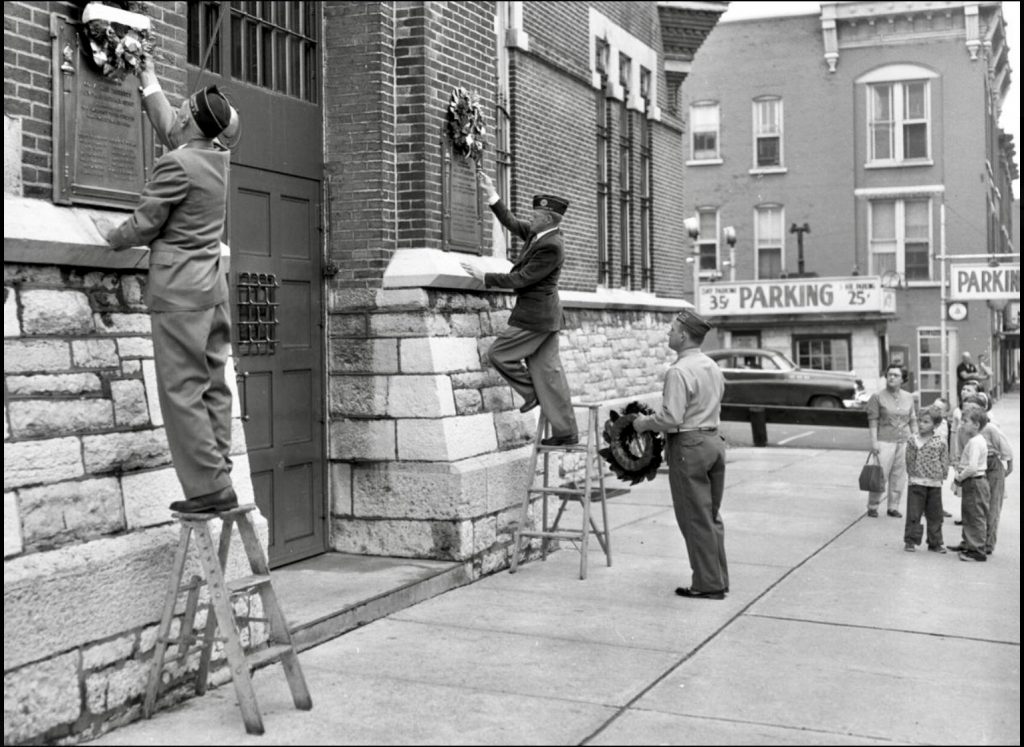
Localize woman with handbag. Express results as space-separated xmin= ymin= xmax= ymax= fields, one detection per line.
xmin=865 ymin=364 xmax=918 ymax=518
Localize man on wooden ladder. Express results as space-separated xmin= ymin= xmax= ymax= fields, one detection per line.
xmin=94 ymin=56 xmax=241 ymax=513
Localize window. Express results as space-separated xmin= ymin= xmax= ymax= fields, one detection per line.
xmin=868 ymin=80 xmax=929 ymax=163
xmin=731 ymin=331 xmax=761 ymax=349
xmin=917 ymin=328 xmax=954 ymax=401
xmin=619 ymin=54 xmax=634 ymax=288
xmin=794 ymin=337 xmax=851 ymax=372
xmin=639 ymin=67 xmax=654 ymax=291
xmin=755 ymin=205 xmax=784 ymax=279
xmin=753 ymin=97 xmax=782 ymax=168
xmin=187 ymin=1 xmax=319 ymax=103
xmin=697 ymin=208 xmax=719 ymax=275
xmin=869 ymin=197 xmax=932 ymax=282
xmin=690 ymin=102 xmax=719 ymax=160
xmin=595 ymin=38 xmax=613 ymax=285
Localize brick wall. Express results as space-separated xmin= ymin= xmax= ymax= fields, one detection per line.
xmin=3 ymin=1 xmax=189 ymax=199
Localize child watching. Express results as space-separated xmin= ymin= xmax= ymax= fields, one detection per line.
xmin=949 ymin=404 xmax=990 ymax=562
xmin=960 ymin=395 xmax=1013 ymax=556
xmin=904 ymin=405 xmax=950 ymax=553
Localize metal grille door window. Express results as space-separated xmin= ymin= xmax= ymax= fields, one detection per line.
xmin=236 ymin=272 xmax=279 ymax=355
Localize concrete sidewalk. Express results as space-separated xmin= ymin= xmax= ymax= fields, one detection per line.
xmin=89 ymin=394 xmax=1021 ymax=745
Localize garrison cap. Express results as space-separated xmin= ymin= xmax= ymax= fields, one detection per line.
xmin=675 ymin=308 xmax=713 ymax=336
xmin=532 ymin=194 xmax=569 ymax=215
xmin=189 ymin=86 xmax=233 ymax=138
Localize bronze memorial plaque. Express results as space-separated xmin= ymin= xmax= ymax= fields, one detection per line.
xmin=441 ymin=139 xmax=484 ymax=254
xmin=53 ymin=17 xmax=152 ymax=209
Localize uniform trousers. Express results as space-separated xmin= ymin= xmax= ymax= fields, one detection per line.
xmin=666 ymin=431 xmax=729 ymax=592
xmin=150 ymin=302 xmax=234 ymax=498
xmin=867 ymin=440 xmax=907 ymax=512
xmin=487 ymin=324 xmax=576 ymax=438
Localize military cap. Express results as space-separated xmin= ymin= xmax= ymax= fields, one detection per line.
xmin=532 ymin=194 xmax=569 ymax=215
xmin=675 ymin=308 xmax=713 ymax=336
xmin=189 ymin=85 xmax=233 ymax=138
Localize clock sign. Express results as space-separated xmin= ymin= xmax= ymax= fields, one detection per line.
xmin=946 ymin=302 xmax=968 ymax=321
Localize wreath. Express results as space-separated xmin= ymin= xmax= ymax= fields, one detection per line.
xmin=598 ymin=402 xmax=665 ymax=485
xmin=445 ymin=87 xmax=486 ymax=163
xmin=78 ymin=2 xmax=154 ymax=83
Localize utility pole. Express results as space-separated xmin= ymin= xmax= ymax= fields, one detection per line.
xmin=790 ymin=222 xmax=810 ymax=276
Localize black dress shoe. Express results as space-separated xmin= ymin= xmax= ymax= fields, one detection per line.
xmin=519 ymin=397 xmax=539 ymax=414
xmin=675 ymin=587 xmax=726 ymax=599
xmin=169 ymin=486 xmax=239 ymax=514
xmin=540 ymin=434 xmax=579 ymax=447
xmin=886 ymin=509 xmax=903 ymax=518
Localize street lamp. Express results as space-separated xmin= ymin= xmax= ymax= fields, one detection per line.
xmin=684 ymin=215 xmax=700 ymax=312
xmin=786 ymin=225 xmax=811 ymax=278
xmin=723 ymin=225 xmax=737 ymax=281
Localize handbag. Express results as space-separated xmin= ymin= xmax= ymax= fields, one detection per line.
xmin=858 ymin=452 xmax=885 ymax=493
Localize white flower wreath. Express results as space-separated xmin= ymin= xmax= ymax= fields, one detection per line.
xmin=446 ymin=87 xmax=486 ymax=163
xmin=80 ymin=2 xmax=154 ymax=82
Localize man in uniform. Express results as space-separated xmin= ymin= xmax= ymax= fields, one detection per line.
xmin=460 ymin=172 xmax=577 ymax=446
xmin=633 ymin=309 xmax=729 ymax=599
xmin=94 ymin=59 xmax=239 ymax=513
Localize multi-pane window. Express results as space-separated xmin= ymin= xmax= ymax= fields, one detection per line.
xmin=619 ymin=54 xmax=634 ymax=288
xmin=690 ymin=102 xmax=720 ymax=160
xmin=917 ymin=328 xmax=952 ymax=400
xmin=868 ymin=80 xmax=929 ymax=163
xmin=697 ymin=208 xmax=719 ymax=275
xmin=794 ymin=337 xmax=851 ymax=372
xmin=753 ymin=97 xmax=782 ymax=168
xmin=755 ymin=205 xmax=784 ymax=279
xmin=869 ymin=198 xmax=932 ymax=281
xmin=595 ymin=38 xmax=613 ymax=285
xmin=187 ymin=1 xmax=319 ymax=103
xmin=639 ymin=67 xmax=653 ymax=291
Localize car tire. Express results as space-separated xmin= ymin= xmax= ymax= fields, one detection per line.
xmin=809 ymin=396 xmax=841 ymax=409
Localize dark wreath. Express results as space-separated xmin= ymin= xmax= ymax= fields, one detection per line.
xmin=598 ymin=402 xmax=665 ymax=485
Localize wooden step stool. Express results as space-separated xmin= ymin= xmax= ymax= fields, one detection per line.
xmin=145 ymin=505 xmax=312 ymax=735
xmin=510 ymin=402 xmax=616 ymax=579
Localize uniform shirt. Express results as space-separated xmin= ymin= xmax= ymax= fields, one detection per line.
xmin=956 ymin=434 xmax=988 ymax=481
xmin=906 ymin=432 xmax=949 ymax=487
xmin=633 ymin=348 xmax=724 ymax=432
xmin=866 ymin=388 xmax=917 ymax=443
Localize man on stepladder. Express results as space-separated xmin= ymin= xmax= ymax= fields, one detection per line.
xmin=461 ymin=171 xmax=578 ymax=446
xmin=94 ymin=56 xmax=241 ymax=513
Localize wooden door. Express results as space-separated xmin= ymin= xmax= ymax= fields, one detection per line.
xmin=231 ymin=167 xmax=325 ymax=566
xmin=187 ymin=1 xmax=325 ymax=566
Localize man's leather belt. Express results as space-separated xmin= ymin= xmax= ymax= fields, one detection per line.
xmin=667 ymin=426 xmax=718 ymax=434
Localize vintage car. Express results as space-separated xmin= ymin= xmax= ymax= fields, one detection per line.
xmin=705 ymin=348 xmax=868 ymax=409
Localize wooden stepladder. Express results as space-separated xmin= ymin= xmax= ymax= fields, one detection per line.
xmin=145 ymin=505 xmax=311 ymax=735
xmin=510 ymin=402 xmax=613 ymax=579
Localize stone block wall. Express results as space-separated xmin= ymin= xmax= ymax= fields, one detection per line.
xmin=326 ymin=286 xmax=676 ymax=573
xmin=3 ymin=263 xmax=263 ymax=745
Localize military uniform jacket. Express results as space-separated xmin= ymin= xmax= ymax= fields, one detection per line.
xmin=484 ymin=199 xmax=565 ymax=332
xmin=107 ymin=90 xmax=229 ymax=312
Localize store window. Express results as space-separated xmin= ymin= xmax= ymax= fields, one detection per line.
xmin=794 ymin=336 xmax=851 ymax=371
